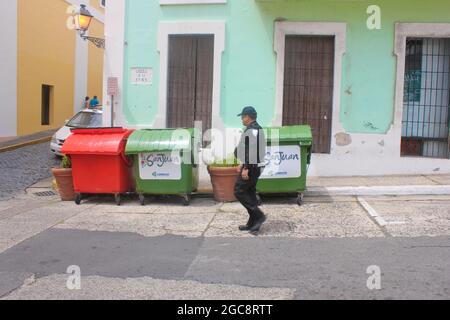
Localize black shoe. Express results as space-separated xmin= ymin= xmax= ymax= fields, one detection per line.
xmin=239 ymin=225 xmax=252 ymax=231
xmin=239 ymin=217 xmax=254 ymax=232
xmin=249 ymin=214 xmax=267 ymax=233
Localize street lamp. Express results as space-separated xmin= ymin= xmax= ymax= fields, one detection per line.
xmin=75 ymin=4 xmax=105 ymax=49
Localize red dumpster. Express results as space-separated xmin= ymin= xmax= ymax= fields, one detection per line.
xmin=62 ymin=128 xmax=134 ymax=206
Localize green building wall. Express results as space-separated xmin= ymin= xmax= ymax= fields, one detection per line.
xmin=122 ymin=0 xmax=450 ymax=133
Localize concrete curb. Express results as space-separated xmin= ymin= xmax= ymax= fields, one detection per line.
xmin=0 ymin=136 xmax=52 ymax=154
xmin=306 ymin=185 xmax=450 ymax=197
xmin=197 ymin=185 xmax=450 ymax=197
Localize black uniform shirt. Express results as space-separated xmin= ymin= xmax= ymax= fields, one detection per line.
xmin=234 ymin=121 xmax=267 ymax=169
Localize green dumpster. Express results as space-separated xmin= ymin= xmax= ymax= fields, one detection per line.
xmin=125 ymin=128 xmax=200 ymax=206
xmin=257 ymin=125 xmax=313 ymax=205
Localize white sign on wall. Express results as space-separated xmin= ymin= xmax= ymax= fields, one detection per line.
xmin=260 ymin=145 xmax=302 ymax=179
xmin=139 ymin=152 xmax=182 ymax=180
xmin=107 ymin=77 xmax=119 ymax=96
xmin=131 ymin=68 xmax=153 ymax=85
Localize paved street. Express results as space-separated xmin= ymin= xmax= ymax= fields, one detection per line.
xmin=0 ymin=142 xmax=59 ymax=200
xmin=0 ymin=180 xmax=449 ymax=299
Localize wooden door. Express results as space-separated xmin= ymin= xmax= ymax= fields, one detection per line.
xmin=167 ymin=35 xmax=214 ymax=136
xmin=283 ymin=36 xmax=335 ymax=154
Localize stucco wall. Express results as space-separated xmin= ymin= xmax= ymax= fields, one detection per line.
xmin=17 ymin=0 xmax=77 ymax=136
xmin=108 ymin=0 xmax=450 ymax=176
xmin=0 ymin=0 xmax=18 ymax=137
xmin=122 ymin=0 xmax=450 ymax=131
xmin=15 ymin=0 xmax=105 ymax=135
xmin=87 ymin=17 xmax=105 ymax=103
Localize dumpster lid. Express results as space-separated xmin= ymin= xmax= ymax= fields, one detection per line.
xmin=264 ymin=125 xmax=312 ymax=146
xmin=62 ymin=128 xmax=134 ymax=155
xmin=125 ymin=129 xmax=196 ymax=154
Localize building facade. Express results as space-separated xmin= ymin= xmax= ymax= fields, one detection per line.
xmin=0 ymin=0 xmax=105 ymax=138
xmin=104 ymin=0 xmax=450 ymax=176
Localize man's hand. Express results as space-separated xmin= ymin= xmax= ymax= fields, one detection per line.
xmin=241 ymin=168 xmax=250 ymax=181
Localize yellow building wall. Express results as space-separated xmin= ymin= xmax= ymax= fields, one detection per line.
xmin=90 ymin=0 xmax=105 ymax=14
xmin=16 ymin=0 xmax=104 ymax=136
xmin=17 ymin=0 xmax=76 ymax=136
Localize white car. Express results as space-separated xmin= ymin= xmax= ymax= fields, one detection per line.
xmin=50 ymin=109 xmax=103 ymax=157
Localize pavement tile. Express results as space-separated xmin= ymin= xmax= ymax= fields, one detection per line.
xmin=0 ymin=202 xmax=96 ymax=253
xmin=308 ymin=175 xmax=439 ymax=187
xmin=55 ymin=210 xmax=216 ymax=238
xmin=149 ymin=198 xmax=222 ymax=215
xmin=366 ymin=198 xmax=450 ymax=238
xmin=425 ymin=174 xmax=450 ymax=185
xmin=0 ymin=272 xmax=34 ymax=298
xmin=292 ymin=202 xmax=384 ymax=238
xmin=2 ymin=274 xmax=295 ymax=300
xmin=204 ymin=201 xmax=384 ymax=238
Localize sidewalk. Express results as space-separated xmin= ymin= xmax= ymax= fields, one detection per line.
xmin=197 ymin=168 xmax=450 ymax=196
xmin=0 ymin=130 xmax=57 ymax=153
xmin=2 ymin=172 xmax=449 ymax=300
xmin=306 ymin=174 xmax=450 ymax=196
xmin=32 ymin=173 xmax=450 ymax=198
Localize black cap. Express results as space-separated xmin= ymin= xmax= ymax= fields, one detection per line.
xmin=238 ymin=106 xmax=257 ymax=117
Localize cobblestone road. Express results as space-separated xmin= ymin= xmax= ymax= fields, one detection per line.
xmin=0 ymin=143 xmax=60 ymax=200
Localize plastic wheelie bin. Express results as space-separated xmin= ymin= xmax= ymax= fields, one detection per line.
xmin=125 ymin=128 xmax=200 ymax=206
xmin=61 ymin=128 xmax=134 ymax=206
xmin=256 ymin=125 xmax=312 ymax=206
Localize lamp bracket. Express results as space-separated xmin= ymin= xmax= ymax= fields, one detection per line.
xmin=80 ymin=34 xmax=105 ymax=49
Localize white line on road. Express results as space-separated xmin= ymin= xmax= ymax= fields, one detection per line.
xmin=357 ymin=197 xmax=407 ymax=228
xmin=357 ymin=197 xmax=387 ymax=227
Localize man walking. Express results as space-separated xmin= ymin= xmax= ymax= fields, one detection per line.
xmin=234 ymin=106 xmax=267 ymax=235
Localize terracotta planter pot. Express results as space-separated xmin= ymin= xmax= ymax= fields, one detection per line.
xmin=208 ymin=166 xmax=240 ymax=202
xmin=52 ymin=168 xmax=75 ymax=201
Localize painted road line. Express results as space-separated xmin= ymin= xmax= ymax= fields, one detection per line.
xmin=357 ymin=197 xmax=387 ymax=227
xmin=307 ymin=185 xmax=450 ymax=197
xmin=357 ymin=197 xmax=406 ymax=227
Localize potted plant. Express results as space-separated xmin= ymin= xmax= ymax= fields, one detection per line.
xmin=207 ymin=155 xmax=240 ymax=202
xmin=52 ymin=155 xmax=75 ymax=201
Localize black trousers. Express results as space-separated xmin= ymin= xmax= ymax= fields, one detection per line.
xmin=234 ymin=166 xmax=264 ymax=224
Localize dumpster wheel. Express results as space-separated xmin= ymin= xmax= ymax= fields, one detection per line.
xmin=75 ymin=193 xmax=82 ymax=205
xmin=114 ymin=194 xmax=122 ymax=206
xmin=297 ymin=193 xmax=304 ymax=206
xmin=139 ymin=193 xmax=146 ymax=206
xmin=182 ymin=195 xmax=191 ymax=206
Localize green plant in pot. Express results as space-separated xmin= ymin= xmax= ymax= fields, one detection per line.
xmin=207 ymin=155 xmax=240 ymax=202
xmin=52 ymin=155 xmax=75 ymax=201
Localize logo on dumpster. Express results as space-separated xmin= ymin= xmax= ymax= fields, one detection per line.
xmin=265 ymin=151 xmax=300 ymax=166
xmin=141 ymin=153 xmax=181 ymax=168
xmin=260 ymin=145 xmax=301 ymax=180
xmin=139 ymin=152 xmax=182 ymax=180
xmin=152 ymin=172 xmax=170 ymax=178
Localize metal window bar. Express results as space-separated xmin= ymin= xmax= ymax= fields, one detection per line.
xmin=402 ymin=38 xmax=450 ymax=159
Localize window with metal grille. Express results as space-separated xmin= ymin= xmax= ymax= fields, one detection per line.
xmin=401 ymin=38 xmax=450 ymax=159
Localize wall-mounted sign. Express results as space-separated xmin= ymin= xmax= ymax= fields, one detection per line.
xmin=260 ymin=145 xmax=301 ymax=179
xmin=139 ymin=152 xmax=181 ymax=180
xmin=131 ymin=68 xmax=153 ymax=85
